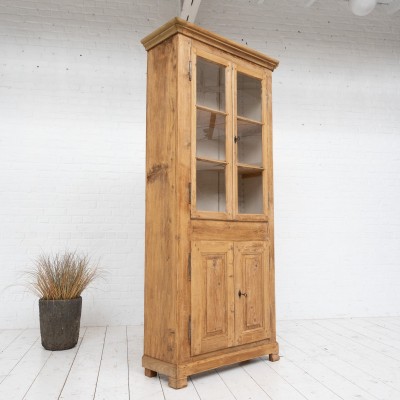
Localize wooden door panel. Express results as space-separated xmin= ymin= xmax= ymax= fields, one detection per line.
xmin=243 ymin=253 xmax=264 ymax=330
xmin=206 ymin=256 xmax=226 ymax=333
xmin=234 ymin=241 xmax=271 ymax=345
xmin=191 ymin=241 xmax=234 ymax=356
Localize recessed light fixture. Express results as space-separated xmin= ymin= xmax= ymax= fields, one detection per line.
xmin=349 ymin=0 xmax=377 ymax=16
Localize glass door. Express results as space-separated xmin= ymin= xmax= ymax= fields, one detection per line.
xmin=234 ymin=68 xmax=267 ymax=219
xmin=191 ymin=50 xmax=268 ymax=221
xmin=192 ymin=52 xmax=232 ymax=219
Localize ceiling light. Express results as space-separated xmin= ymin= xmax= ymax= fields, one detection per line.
xmin=349 ymin=0 xmax=377 ymax=16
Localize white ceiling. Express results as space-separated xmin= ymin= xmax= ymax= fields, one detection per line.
xmin=305 ymin=0 xmax=400 ymax=14
xmin=181 ymin=0 xmax=400 ymax=23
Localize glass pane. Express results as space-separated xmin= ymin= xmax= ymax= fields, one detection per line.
xmin=237 ymin=119 xmax=262 ymax=167
xmin=196 ymin=109 xmax=226 ymax=160
xmin=197 ymin=57 xmax=225 ymax=112
xmin=237 ymin=73 xmax=261 ymax=121
xmin=196 ymin=160 xmax=226 ymax=212
xmin=237 ymin=169 xmax=263 ymax=214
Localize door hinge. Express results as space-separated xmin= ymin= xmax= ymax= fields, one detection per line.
xmin=188 ymin=253 xmax=191 ymax=281
xmin=188 ymin=182 xmax=192 ymax=204
xmin=188 ymin=60 xmax=192 ymax=81
xmin=188 ymin=316 xmax=191 ymax=344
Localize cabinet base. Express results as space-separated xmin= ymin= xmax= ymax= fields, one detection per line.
xmin=143 ymin=341 xmax=279 ymax=389
xmin=144 ymin=368 xmax=157 ymax=377
xmin=168 ymin=376 xmax=188 ymax=389
xmin=269 ymin=353 xmax=280 ymax=362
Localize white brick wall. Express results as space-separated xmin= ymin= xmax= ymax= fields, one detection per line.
xmin=0 ymin=0 xmax=399 ymax=328
xmin=196 ymin=0 xmax=400 ymax=319
xmin=0 ymin=0 xmax=179 ymax=328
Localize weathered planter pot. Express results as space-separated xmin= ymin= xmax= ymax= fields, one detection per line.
xmin=39 ymin=296 xmax=82 ymax=351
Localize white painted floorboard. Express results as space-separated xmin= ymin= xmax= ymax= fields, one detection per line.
xmin=59 ymin=327 xmax=106 ymax=399
xmin=0 ymin=317 xmax=399 ymax=399
xmin=24 ymin=329 xmax=86 ymax=400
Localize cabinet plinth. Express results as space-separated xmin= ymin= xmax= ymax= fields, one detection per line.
xmin=142 ymin=18 xmax=279 ymax=389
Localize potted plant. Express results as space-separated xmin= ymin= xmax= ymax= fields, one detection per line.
xmin=27 ymin=251 xmax=100 ymax=351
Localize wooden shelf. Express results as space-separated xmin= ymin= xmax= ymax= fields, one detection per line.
xmin=237 ymin=115 xmax=263 ymax=126
xmin=237 ymin=163 xmax=264 ymax=173
xmin=196 ymin=157 xmax=227 ymax=171
xmin=196 ymin=104 xmax=227 ymax=116
xmin=196 ymin=156 xmax=227 ymax=165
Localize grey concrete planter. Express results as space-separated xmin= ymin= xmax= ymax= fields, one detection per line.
xmin=39 ymin=296 xmax=82 ymax=351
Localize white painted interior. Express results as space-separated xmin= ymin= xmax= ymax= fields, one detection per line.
xmin=0 ymin=0 xmax=399 ymax=328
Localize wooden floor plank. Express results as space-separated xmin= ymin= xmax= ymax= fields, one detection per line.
xmin=284 ymin=319 xmax=400 ymax=372
xmin=343 ymin=318 xmax=400 ymax=349
xmin=94 ymin=326 xmax=130 ymax=400
xmin=216 ymin=363 xmax=272 ymax=400
xmin=0 ymin=330 xmax=24 ymax=353
xmin=378 ymin=317 xmax=400 ymax=328
xmin=0 ymin=329 xmax=39 ymax=377
xmin=280 ymin=320 xmax=400 ymax=393
xmin=262 ymin=353 xmax=343 ymax=400
xmin=159 ymin=374 xmax=200 ymax=400
xmin=277 ymin=329 xmax=376 ymax=400
xmin=279 ymin=335 xmax=400 ymax=400
xmin=363 ymin=317 xmax=400 ymax=333
xmin=0 ymin=337 xmax=51 ymax=400
xmin=59 ymin=327 xmax=106 ymax=400
xmin=23 ymin=328 xmax=86 ymax=400
xmin=318 ymin=318 xmax=400 ymax=362
xmin=310 ymin=320 xmax=400 ymax=373
xmin=127 ymin=326 xmax=165 ymax=400
xmin=240 ymin=358 xmax=308 ymax=400
xmin=1 ymin=319 xmax=400 ymax=399
xmin=190 ymin=370 xmax=235 ymax=400
xmin=128 ymin=324 xmax=144 ymax=338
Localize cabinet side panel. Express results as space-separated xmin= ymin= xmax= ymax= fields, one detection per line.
xmin=266 ymin=71 xmax=277 ymax=343
xmin=144 ymin=36 xmax=178 ymax=363
xmin=175 ymin=34 xmax=193 ymax=363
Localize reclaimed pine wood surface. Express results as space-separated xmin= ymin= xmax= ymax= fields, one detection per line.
xmin=0 ymin=318 xmax=400 ymax=399
xmin=142 ymin=20 xmax=278 ymax=387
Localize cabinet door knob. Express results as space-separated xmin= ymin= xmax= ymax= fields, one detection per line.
xmin=234 ymin=136 xmax=241 ymax=143
xmin=238 ymin=290 xmax=247 ymax=298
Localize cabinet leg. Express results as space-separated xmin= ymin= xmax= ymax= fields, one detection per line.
xmin=144 ymin=368 xmax=157 ymax=378
xmin=269 ymin=353 xmax=280 ymax=362
xmin=168 ymin=376 xmax=188 ymax=389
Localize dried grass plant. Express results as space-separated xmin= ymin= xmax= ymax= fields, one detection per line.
xmin=27 ymin=252 xmax=100 ymax=300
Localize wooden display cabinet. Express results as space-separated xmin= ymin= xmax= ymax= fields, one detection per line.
xmin=141 ymin=18 xmax=279 ymax=389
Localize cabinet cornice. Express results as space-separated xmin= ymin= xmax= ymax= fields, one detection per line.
xmin=141 ymin=17 xmax=279 ymax=71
